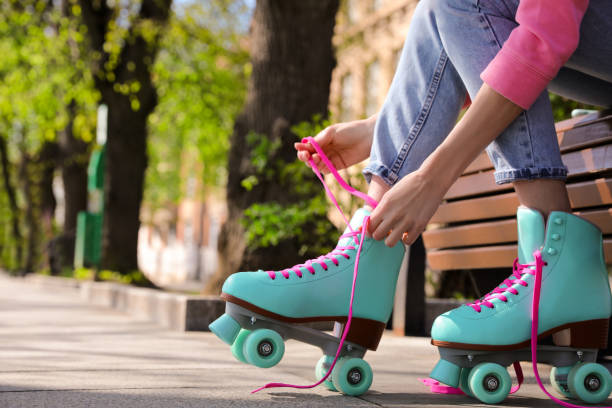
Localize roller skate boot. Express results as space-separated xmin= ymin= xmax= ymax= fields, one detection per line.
xmin=209 ymin=137 xmax=405 ymax=396
xmin=426 ymin=207 xmax=612 ymax=405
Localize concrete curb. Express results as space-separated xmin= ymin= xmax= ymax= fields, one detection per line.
xmin=24 ymin=273 xmax=81 ymax=290
xmin=21 ymin=274 xmax=466 ymax=335
xmin=23 ymin=274 xmax=225 ymax=332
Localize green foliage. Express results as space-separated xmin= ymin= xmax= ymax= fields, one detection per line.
xmin=144 ymin=0 xmax=250 ymax=212
xmin=73 ymin=267 xmax=95 ymax=280
xmin=243 ymin=195 xmax=334 ymax=256
xmin=97 ymin=269 xmax=152 ymax=286
xmin=37 ymin=266 xmax=150 ymax=286
xmin=0 ymin=1 xmax=97 ymax=272
xmin=242 ymin=116 xmax=339 ymax=257
xmin=549 ymin=93 xmax=600 ymax=122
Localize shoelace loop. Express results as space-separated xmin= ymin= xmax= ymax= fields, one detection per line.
xmin=467 ymin=258 xmax=536 ymax=312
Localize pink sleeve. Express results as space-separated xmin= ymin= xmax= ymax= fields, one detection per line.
xmin=480 ymin=0 xmax=589 ymax=110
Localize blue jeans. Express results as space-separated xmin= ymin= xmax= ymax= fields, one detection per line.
xmin=363 ymin=0 xmax=612 ymax=186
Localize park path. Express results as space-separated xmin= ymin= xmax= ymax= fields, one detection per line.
xmin=0 ymin=274 xmax=601 ymax=407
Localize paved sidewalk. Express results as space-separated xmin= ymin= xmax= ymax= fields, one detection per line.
xmin=0 ymin=275 xmax=607 ymax=407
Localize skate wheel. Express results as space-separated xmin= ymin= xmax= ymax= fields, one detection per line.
xmin=468 ymin=362 xmax=511 ymax=404
xmin=567 ymin=362 xmax=612 ymax=404
xmin=315 ymin=355 xmax=337 ymax=391
xmin=550 ymin=366 xmax=572 ymax=398
xmin=459 ymin=367 xmax=473 ymax=398
xmin=331 ymin=357 xmax=373 ymax=396
xmin=230 ymin=329 xmax=251 ymax=364
xmin=243 ymin=329 xmax=284 ymax=368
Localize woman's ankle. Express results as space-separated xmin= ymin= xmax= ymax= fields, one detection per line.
xmin=367 ymin=175 xmax=390 ymax=204
xmin=513 ymin=179 xmax=571 ymax=219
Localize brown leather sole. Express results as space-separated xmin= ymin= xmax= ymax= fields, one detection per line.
xmin=221 ymin=293 xmax=386 ymax=351
xmin=431 ymin=318 xmax=609 ymax=351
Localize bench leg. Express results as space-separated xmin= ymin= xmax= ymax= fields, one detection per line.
xmin=392 ymin=235 xmax=426 ymax=336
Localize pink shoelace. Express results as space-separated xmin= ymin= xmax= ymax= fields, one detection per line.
xmin=266 ymin=229 xmax=359 ymax=280
xmin=467 ymin=257 xmax=535 ymax=312
xmin=252 ymin=136 xmax=378 ymax=394
xmin=423 ymin=250 xmax=612 ymax=408
xmin=530 ymin=250 xmax=612 ymax=408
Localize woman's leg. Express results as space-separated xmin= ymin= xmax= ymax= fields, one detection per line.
xmin=366 ymin=176 xmax=390 ymax=206
xmin=513 ymin=0 xmax=612 ymax=218
xmin=364 ymin=0 xmax=568 ymax=216
xmin=513 ymin=179 xmax=571 ymax=217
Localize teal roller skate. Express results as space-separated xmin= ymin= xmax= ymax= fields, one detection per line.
xmin=426 ymin=207 xmax=612 ymax=405
xmin=209 ymin=137 xmax=405 ymax=396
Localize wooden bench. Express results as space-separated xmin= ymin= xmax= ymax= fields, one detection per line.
xmin=392 ymin=111 xmax=612 ymax=337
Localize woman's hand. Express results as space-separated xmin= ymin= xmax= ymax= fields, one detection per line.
xmin=295 ymin=116 xmax=376 ymax=173
xmin=368 ymin=169 xmax=448 ymax=247
xmin=368 ymin=84 xmax=523 ymax=247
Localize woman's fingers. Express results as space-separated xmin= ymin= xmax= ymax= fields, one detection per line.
xmin=385 ymin=228 xmax=404 ymax=247
xmin=294 ymin=141 xmax=316 ymax=153
xmin=370 ymin=212 xmax=396 ymax=241
xmin=297 ymin=150 xmax=311 ymax=164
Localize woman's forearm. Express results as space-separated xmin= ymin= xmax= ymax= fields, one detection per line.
xmin=420 ymin=83 xmax=524 ymax=190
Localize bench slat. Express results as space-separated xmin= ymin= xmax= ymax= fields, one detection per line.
xmin=558 ymin=115 xmax=612 ymax=152
xmin=424 ymin=208 xmax=612 ymax=249
xmin=427 ymin=239 xmax=612 ymax=270
xmin=554 ymin=112 xmax=602 ymax=133
xmin=459 ymin=114 xmax=612 ymax=176
xmin=463 ymin=152 xmax=492 ymax=175
xmin=445 ymin=144 xmax=612 ymax=200
xmin=432 ymin=178 xmax=612 ymax=223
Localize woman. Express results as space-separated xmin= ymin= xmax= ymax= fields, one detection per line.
xmin=212 ymin=0 xmax=612 ymax=401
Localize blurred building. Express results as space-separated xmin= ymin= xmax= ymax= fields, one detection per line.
xmin=138 ymin=156 xmax=226 ymax=291
xmin=329 ymin=0 xmax=418 ymax=121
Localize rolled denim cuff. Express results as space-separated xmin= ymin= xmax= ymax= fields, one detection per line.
xmin=362 ymin=162 xmax=396 ymax=186
xmin=494 ymin=166 xmax=568 ymax=185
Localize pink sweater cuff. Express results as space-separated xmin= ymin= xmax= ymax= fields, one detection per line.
xmin=481 ymin=46 xmax=551 ymax=110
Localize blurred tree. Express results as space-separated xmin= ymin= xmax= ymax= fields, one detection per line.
xmin=145 ymin=0 xmax=249 ymax=213
xmin=78 ymin=0 xmax=172 ymax=274
xmin=0 ymin=1 xmax=96 ymax=273
xmin=206 ymin=0 xmax=340 ymax=293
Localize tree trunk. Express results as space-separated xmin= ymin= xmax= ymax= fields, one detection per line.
xmin=18 ymin=152 xmax=37 ymax=275
xmin=0 ymin=135 xmax=23 ymax=271
xmin=49 ymin=100 xmax=89 ymax=275
xmin=38 ymin=141 xmax=59 ymax=232
xmin=206 ymin=0 xmax=339 ymax=294
xmin=18 ymin=141 xmax=59 ymax=275
xmin=79 ymin=0 xmax=172 ymax=273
